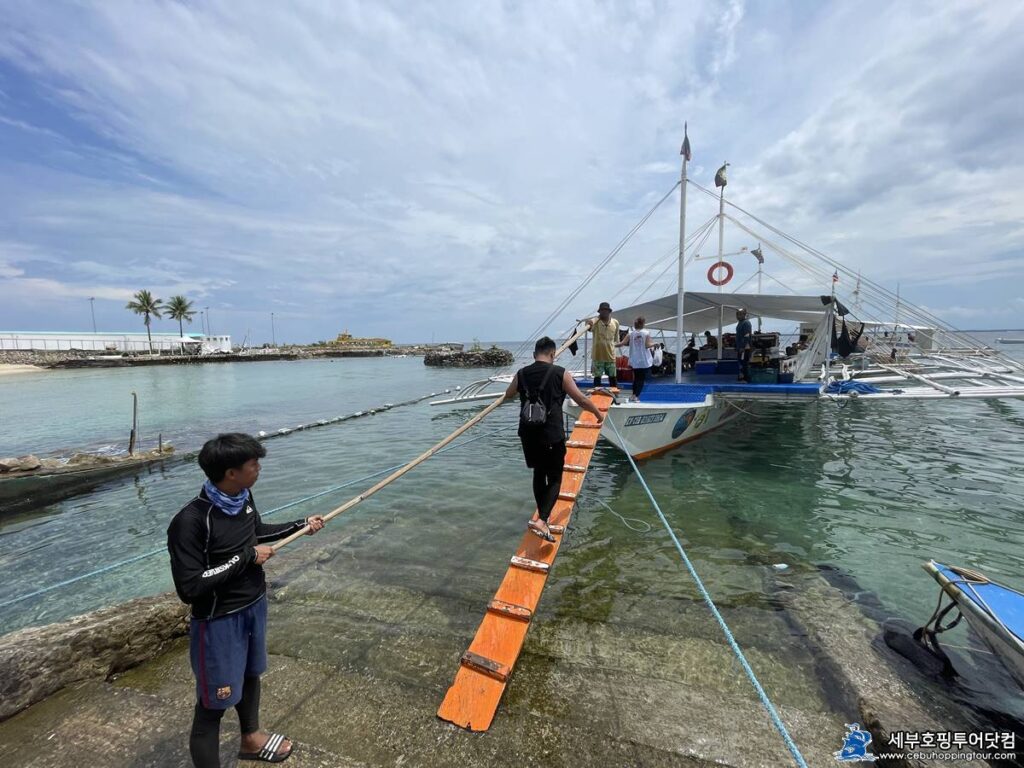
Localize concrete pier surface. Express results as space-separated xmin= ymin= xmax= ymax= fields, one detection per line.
xmin=0 ymin=514 xmax=1003 ymax=767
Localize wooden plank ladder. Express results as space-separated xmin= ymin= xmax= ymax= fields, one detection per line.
xmin=437 ymin=390 xmax=613 ymax=731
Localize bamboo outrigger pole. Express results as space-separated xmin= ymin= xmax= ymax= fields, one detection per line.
xmin=270 ymin=322 xmax=594 ymax=552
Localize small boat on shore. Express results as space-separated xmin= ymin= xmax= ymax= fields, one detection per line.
xmin=920 ymin=560 xmax=1024 ymax=689
xmin=0 ymin=446 xmax=174 ymax=513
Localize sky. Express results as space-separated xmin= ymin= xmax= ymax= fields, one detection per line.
xmin=0 ymin=0 xmax=1022 ymax=344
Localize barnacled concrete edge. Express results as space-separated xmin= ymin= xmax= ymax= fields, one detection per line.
xmin=0 ymin=591 xmax=188 ymax=722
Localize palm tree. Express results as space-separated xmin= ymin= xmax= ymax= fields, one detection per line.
xmin=166 ymin=295 xmax=196 ymax=353
xmin=125 ymin=289 xmax=164 ymax=354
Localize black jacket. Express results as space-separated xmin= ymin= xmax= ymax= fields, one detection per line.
xmin=166 ymin=487 xmax=305 ymax=621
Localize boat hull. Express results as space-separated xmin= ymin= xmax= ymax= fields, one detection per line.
xmin=566 ymin=397 xmax=739 ymax=459
xmin=924 ymin=561 xmax=1024 ymax=690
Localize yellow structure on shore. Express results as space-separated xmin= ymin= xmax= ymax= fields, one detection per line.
xmin=329 ymin=330 xmax=392 ymax=349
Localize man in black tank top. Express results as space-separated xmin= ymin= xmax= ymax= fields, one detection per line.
xmin=505 ymin=336 xmax=604 ymax=541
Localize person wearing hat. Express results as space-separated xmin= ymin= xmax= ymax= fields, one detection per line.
xmin=589 ymin=301 xmax=620 ymax=388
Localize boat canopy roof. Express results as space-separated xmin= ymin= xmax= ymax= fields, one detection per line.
xmin=614 ymin=291 xmax=835 ymax=333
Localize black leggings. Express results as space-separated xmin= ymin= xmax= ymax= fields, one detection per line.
xmin=632 ymin=367 xmax=649 ymax=398
xmin=523 ymin=439 xmax=566 ymax=523
xmin=189 ymin=676 xmax=261 ymax=768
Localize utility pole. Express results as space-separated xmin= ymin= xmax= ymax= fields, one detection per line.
xmin=205 ymin=307 xmax=211 ymax=336
xmin=271 ymin=312 xmax=276 ymax=346
xmin=89 ymin=297 xmax=97 ymax=333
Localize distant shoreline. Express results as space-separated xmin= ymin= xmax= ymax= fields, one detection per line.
xmin=0 ymin=364 xmax=43 ymax=378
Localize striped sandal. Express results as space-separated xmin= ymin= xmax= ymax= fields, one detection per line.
xmin=238 ymin=732 xmax=292 ymax=763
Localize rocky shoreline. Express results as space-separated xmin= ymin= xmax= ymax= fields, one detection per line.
xmin=0 ymin=344 xmax=465 ymax=370
xmin=424 ymin=346 xmax=514 ymax=367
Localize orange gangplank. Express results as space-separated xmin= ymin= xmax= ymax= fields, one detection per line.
xmin=437 ymin=391 xmax=613 ymax=731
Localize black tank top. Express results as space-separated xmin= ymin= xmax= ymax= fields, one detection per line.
xmin=517 ymin=361 xmax=566 ymax=443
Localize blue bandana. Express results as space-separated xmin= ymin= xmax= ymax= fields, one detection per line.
xmin=203 ymin=480 xmax=250 ymax=516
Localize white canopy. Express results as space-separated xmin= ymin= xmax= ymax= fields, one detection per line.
xmin=612 ymin=291 xmax=834 ymax=333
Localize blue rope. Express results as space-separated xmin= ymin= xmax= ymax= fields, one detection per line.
xmin=0 ymin=424 xmax=512 ymax=611
xmin=605 ymin=417 xmax=809 ymax=768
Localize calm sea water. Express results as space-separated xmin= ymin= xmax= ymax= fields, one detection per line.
xmin=2 ymin=334 xmax=1024 ymax=726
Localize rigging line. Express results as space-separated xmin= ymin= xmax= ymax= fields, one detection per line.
xmin=0 ymin=424 xmax=514 ymax=612
xmin=631 ymin=218 xmax=717 ymax=305
xmin=604 ymin=417 xmax=809 ymax=768
xmin=698 ymin=181 xmax=998 ymax=354
xmin=612 ymin=215 xmax=718 ymax=303
xmin=506 ymin=180 xmax=682 ymax=363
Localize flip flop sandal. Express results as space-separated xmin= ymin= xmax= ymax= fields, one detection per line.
xmin=527 ymin=522 xmax=556 ymax=543
xmin=238 ymin=732 xmax=292 ymax=763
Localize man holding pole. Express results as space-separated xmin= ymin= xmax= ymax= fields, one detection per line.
xmin=167 ymin=433 xmax=324 ymax=767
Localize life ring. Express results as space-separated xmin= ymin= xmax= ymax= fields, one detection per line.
xmin=707 ymin=261 xmax=733 ymax=286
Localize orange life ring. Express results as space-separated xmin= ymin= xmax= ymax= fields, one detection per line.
xmin=707 ymin=261 xmax=733 ymax=286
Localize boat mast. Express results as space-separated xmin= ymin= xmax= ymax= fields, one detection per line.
xmin=716 ymin=169 xmax=726 ymax=361
xmin=674 ymin=125 xmax=690 ymax=384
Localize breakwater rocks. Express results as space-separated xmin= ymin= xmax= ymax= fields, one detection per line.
xmin=424 ymin=346 xmax=514 ymax=367
xmin=0 ymin=592 xmax=188 ymax=722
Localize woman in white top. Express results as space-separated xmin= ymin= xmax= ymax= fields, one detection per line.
xmin=617 ymin=316 xmax=657 ymax=401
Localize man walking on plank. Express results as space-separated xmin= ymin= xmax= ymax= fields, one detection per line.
xmin=505 ymin=337 xmax=604 ymax=542
xmin=167 ymin=433 xmax=325 ymax=767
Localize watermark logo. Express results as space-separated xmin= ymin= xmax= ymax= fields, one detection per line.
xmin=835 ymin=723 xmax=877 ymax=763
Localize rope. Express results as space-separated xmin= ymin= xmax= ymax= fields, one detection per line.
xmin=590 ymin=496 xmax=652 ymax=533
xmin=0 ymin=424 xmax=513 ymax=611
xmin=605 ymin=417 xmax=809 ymax=768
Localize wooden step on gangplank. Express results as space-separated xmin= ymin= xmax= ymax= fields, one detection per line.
xmin=437 ymin=391 xmax=614 ymax=731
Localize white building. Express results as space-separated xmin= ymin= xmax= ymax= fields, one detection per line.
xmin=0 ymin=331 xmax=232 ymax=354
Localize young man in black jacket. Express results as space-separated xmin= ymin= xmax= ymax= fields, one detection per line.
xmin=167 ymin=433 xmax=324 ymax=767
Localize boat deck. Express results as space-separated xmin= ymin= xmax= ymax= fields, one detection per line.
xmin=576 ymin=374 xmax=822 ymax=404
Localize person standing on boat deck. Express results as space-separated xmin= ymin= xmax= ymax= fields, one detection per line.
xmin=735 ymin=308 xmax=753 ymax=383
xmin=505 ymin=337 xmax=604 ymax=542
xmin=167 ymin=433 xmax=325 ymax=768
xmin=617 ymin=316 xmax=656 ymax=401
xmin=588 ymin=301 xmax=620 ymax=388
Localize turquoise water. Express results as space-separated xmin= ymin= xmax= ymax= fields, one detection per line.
xmin=2 ymin=338 xmax=1024 ymax=722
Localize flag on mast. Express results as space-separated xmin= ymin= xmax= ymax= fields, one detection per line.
xmin=681 ymin=123 xmax=691 ymax=161
xmin=832 ymin=270 xmax=839 ymax=284
xmin=714 ymin=162 xmax=729 ymax=188
xmin=751 ymin=245 xmax=764 ymax=264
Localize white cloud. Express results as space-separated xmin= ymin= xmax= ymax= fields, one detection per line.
xmin=0 ymin=0 xmax=1022 ymax=340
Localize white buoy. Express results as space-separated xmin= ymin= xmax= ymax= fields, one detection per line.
xmin=258 ymin=430 xmax=267 ymax=437
xmin=455 ymin=385 xmax=462 ymax=391
xmin=772 ymin=563 xmax=789 ymax=571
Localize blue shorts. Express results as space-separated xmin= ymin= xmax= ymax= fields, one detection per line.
xmin=190 ymin=595 xmax=268 ymax=709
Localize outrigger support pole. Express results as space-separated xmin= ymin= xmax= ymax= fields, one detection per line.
xmin=270 ymin=322 xmax=593 ymax=552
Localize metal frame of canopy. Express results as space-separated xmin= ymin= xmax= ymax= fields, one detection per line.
xmin=612 ymin=291 xmax=834 ymax=334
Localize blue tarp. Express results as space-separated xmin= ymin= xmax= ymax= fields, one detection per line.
xmin=826 ymin=380 xmax=881 ymax=395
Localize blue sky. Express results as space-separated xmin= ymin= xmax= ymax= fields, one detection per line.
xmin=1 ymin=1 xmax=1022 ymax=344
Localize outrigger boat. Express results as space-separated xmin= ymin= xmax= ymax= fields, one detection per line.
xmin=919 ymin=561 xmax=1024 ymax=690
xmin=434 ymin=128 xmax=1024 ymax=458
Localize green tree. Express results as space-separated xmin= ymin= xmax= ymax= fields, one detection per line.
xmin=125 ymin=289 xmax=164 ymax=354
xmin=166 ymin=295 xmax=196 ymax=353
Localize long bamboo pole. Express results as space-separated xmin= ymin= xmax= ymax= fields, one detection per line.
xmin=271 ymin=322 xmax=593 ymax=551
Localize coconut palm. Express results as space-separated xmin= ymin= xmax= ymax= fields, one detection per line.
xmin=125 ymin=289 xmax=164 ymax=354
xmin=166 ymin=295 xmax=196 ymax=353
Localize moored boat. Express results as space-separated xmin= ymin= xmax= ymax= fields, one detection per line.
xmin=920 ymin=560 xmax=1024 ymax=690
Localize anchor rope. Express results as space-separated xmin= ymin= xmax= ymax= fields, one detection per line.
xmin=605 ymin=417 xmax=809 ymax=768
xmin=0 ymin=424 xmax=513 ymax=612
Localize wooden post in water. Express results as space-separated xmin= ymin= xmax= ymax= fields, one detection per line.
xmin=128 ymin=392 xmax=138 ymax=455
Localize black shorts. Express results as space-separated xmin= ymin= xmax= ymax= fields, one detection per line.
xmin=520 ymin=437 xmax=566 ymax=471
